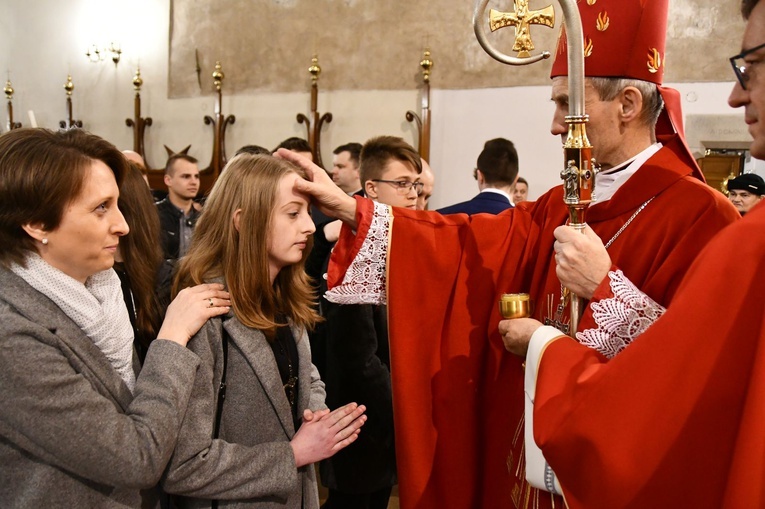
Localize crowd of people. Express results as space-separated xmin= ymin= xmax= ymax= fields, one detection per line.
xmin=0 ymin=0 xmax=763 ymax=507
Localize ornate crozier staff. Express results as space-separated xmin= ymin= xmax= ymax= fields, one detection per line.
xmin=473 ymin=0 xmax=597 ymax=335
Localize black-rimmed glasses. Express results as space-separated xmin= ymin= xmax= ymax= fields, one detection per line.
xmin=372 ymin=179 xmax=424 ymax=195
xmin=730 ymin=41 xmax=765 ymax=90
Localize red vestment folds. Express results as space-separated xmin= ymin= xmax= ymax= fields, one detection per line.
xmin=534 ymin=201 xmax=765 ymax=509
xmin=327 ymin=135 xmax=739 ymax=509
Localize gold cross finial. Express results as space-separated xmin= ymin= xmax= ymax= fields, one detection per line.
xmin=309 ymin=55 xmax=321 ymax=84
xmin=489 ymin=0 xmax=555 ymax=58
xmin=212 ymin=61 xmax=224 ymax=91
xmin=132 ymin=68 xmax=143 ymax=91
xmin=64 ymin=74 xmax=74 ymax=96
xmin=420 ymin=49 xmax=433 ymax=84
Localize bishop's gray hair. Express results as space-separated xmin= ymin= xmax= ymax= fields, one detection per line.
xmin=589 ymin=77 xmax=664 ymax=129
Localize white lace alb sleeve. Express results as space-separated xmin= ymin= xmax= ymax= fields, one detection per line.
xmin=576 ymin=270 xmax=666 ymax=359
xmin=324 ymin=201 xmax=391 ymax=306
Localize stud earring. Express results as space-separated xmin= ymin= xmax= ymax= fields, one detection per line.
xmin=41 ymin=238 xmax=48 ymax=245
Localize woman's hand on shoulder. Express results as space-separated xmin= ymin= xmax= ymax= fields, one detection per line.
xmin=290 ymin=403 xmax=367 ymax=468
xmin=157 ymin=283 xmax=231 ymax=347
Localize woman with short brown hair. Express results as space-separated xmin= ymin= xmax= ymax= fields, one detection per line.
xmin=0 ymin=128 xmax=230 ymax=507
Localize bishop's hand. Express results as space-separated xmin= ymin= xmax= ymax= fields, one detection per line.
xmin=553 ymin=224 xmax=611 ymax=299
xmin=276 ymin=148 xmax=358 ymax=228
xmin=499 ymin=318 xmax=543 ymax=357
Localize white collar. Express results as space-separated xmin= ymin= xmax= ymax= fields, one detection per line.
xmin=480 ymin=188 xmax=513 ymax=204
xmin=594 ymin=143 xmax=662 ymax=204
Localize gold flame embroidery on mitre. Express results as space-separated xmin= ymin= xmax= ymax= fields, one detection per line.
xmin=587 ymin=0 xmax=597 ymax=5
xmin=647 ymin=48 xmax=662 ymax=73
xmin=596 ymin=11 xmax=609 ymax=31
xmin=584 ymin=37 xmax=593 ymax=57
xmin=555 ymin=25 xmax=567 ymax=57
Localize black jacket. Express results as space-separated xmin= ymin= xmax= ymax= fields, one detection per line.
xmin=156 ymin=198 xmax=201 ymax=260
xmin=320 ymin=302 xmax=396 ymax=493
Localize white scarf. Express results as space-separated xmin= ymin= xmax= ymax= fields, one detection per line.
xmin=11 ymin=253 xmax=136 ymax=392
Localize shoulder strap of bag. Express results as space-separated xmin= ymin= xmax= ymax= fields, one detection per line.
xmin=210 ymin=324 xmax=229 ymax=509
xmin=214 ymin=324 xmax=229 ymax=439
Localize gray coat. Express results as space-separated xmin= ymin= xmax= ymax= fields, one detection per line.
xmin=163 ymin=313 xmax=327 ymax=508
xmin=0 ymin=268 xmax=201 ymax=508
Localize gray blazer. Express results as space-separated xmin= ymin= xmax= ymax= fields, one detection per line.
xmin=163 ymin=313 xmax=327 ymax=508
xmin=0 ymin=267 xmax=200 ymax=508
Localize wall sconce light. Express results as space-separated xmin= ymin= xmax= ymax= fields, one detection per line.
xmin=85 ymin=42 xmax=121 ymax=65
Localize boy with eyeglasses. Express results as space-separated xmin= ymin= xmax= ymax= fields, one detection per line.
xmin=361 ymin=136 xmax=424 ymax=210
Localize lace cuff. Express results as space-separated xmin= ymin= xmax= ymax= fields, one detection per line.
xmin=325 ymin=201 xmax=391 ymax=305
xmin=576 ymin=270 xmax=666 ymax=359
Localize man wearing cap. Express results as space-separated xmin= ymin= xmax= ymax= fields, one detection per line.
xmin=280 ymin=0 xmax=739 ymax=507
xmin=727 ymin=172 xmax=765 ymax=214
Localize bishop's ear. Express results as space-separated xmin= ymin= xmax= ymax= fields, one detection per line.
xmin=619 ymin=86 xmax=644 ymax=123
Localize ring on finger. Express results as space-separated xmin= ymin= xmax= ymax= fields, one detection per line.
xmin=208 ymin=298 xmax=214 ymax=308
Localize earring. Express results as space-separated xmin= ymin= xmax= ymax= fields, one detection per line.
xmin=41 ymin=238 xmax=48 ymax=245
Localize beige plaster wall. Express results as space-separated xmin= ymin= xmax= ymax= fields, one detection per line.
xmin=169 ymin=0 xmax=745 ymax=98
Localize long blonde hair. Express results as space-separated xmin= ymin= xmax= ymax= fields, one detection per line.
xmin=174 ymin=154 xmax=319 ymax=334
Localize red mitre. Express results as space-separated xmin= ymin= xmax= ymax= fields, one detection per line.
xmin=550 ymin=0 xmax=668 ymax=84
xmin=549 ymin=0 xmax=703 ymax=180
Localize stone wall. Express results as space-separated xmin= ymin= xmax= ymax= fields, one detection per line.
xmin=169 ymin=0 xmax=744 ymax=98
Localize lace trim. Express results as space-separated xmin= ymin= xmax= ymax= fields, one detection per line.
xmin=576 ymin=270 xmax=666 ymax=359
xmin=325 ymin=201 xmax=390 ymax=305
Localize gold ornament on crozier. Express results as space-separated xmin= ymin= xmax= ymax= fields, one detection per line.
xmin=489 ymin=0 xmax=555 ymax=58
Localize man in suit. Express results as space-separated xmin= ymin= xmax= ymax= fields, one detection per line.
xmin=438 ymin=137 xmax=518 ymax=215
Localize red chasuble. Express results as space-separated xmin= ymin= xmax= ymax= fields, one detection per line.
xmin=534 ymin=201 xmax=765 ymax=509
xmin=327 ymin=134 xmax=739 ymax=509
